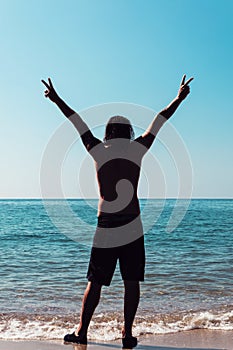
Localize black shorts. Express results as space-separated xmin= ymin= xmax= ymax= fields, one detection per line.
xmin=86 ymin=215 xmax=145 ymax=286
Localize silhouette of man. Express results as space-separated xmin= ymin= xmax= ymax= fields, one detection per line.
xmin=42 ymin=74 xmax=193 ymax=348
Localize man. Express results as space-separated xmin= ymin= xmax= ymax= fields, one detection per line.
xmin=41 ymin=75 xmax=193 ymax=348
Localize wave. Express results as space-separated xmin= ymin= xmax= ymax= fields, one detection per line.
xmin=1 ymin=307 xmax=233 ymax=341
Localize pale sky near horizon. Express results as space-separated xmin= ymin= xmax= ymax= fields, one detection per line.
xmin=1 ymin=0 xmax=233 ymax=198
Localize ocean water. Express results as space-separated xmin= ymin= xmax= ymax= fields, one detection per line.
xmin=0 ymin=198 xmax=233 ymax=340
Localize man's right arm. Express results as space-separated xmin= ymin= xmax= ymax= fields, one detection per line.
xmin=135 ymin=74 xmax=193 ymax=151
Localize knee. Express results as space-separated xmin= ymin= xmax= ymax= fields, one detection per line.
xmin=89 ymin=281 xmax=102 ymax=293
xmin=124 ymin=280 xmax=140 ymax=289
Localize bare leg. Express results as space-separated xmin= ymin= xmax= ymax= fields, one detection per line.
xmin=76 ymin=281 xmax=102 ymax=338
xmin=123 ymin=280 xmax=140 ymax=337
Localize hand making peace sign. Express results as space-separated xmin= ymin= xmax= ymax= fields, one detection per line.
xmin=41 ymin=78 xmax=60 ymax=103
xmin=177 ymin=74 xmax=194 ymax=101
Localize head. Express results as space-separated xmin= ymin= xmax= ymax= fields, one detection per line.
xmin=104 ymin=116 xmax=135 ymax=143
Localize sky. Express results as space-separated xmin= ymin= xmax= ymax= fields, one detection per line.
xmin=1 ymin=0 xmax=233 ymax=198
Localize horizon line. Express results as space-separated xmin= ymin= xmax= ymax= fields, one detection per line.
xmin=0 ymin=197 xmax=233 ymax=200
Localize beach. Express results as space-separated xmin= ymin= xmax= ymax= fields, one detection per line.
xmin=1 ymin=199 xmax=233 ymax=348
xmin=1 ymin=0 xmax=233 ymax=346
xmin=0 ymin=330 xmax=232 ymax=350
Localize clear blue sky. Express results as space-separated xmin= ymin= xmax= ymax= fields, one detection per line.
xmin=1 ymin=0 xmax=232 ymax=198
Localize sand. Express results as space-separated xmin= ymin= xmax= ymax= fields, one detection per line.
xmin=0 ymin=330 xmax=232 ymax=350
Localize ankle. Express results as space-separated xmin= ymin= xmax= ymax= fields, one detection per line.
xmin=122 ymin=328 xmax=132 ymax=338
xmin=75 ymin=330 xmax=87 ymax=338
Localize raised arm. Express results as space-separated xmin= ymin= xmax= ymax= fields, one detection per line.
xmin=41 ymin=78 xmax=102 ymax=152
xmin=136 ymin=74 xmax=194 ymax=149
xmin=159 ymin=74 xmax=194 ymax=120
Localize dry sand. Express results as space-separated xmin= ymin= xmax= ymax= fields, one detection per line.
xmin=0 ymin=329 xmax=232 ymax=350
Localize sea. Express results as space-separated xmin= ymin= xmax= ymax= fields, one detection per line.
xmin=0 ymin=198 xmax=233 ymax=341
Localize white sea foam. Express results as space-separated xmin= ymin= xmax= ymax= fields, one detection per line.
xmin=1 ymin=309 xmax=233 ymax=341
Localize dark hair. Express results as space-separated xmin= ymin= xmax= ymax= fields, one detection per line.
xmin=104 ymin=116 xmax=135 ymax=142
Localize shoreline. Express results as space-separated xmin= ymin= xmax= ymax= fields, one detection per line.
xmin=0 ymin=329 xmax=232 ymax=350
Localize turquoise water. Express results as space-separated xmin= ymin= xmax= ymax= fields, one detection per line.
xmin=0 ymin=199 xmax=233 ymax=340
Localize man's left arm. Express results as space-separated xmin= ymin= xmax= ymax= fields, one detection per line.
xmin=41 ymin=78 xmax=102 ymax=152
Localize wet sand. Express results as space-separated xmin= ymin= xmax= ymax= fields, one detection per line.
xmin=0 ymin=329 xmax=232 ymax=349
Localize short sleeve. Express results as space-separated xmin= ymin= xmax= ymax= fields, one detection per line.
xmin=81 ymin=130 xmax=102 ymax=152
xmin=134 ymin=133 xmax=155 ymax=155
